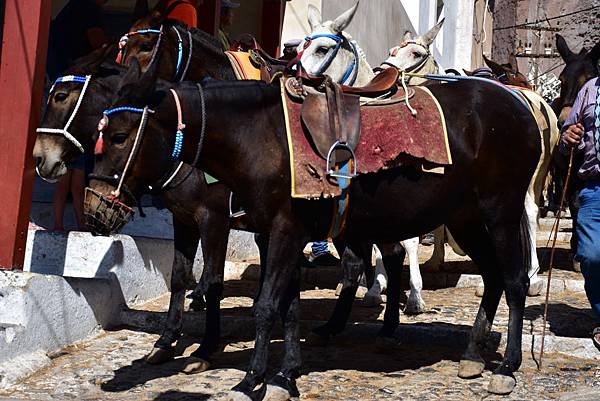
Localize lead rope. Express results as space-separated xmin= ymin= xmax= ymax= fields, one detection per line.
xmin=112 ymin=107 xmax=153 ymax=198
xmin=179 ymin=30 xmax=193 ymax=82
xmin=400 ymin=71 xmax=418 ymax=116
xmin=539 ymin=147 xmax=575 ymax=369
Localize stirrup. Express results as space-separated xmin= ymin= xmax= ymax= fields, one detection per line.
xmin=326 ymin=140 xmax=357 ymax=180
xmin=229 ymin=192 xmax=246 ymax=218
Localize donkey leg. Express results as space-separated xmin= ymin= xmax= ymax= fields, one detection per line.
xmin=376 ymin=242 xmax=405 ymax=341
xmin=146 ymin=218 xmax=199 ymax=365
xmin=364 ymin=245 xmax=386 ymax=307
xmin=228 ymin=228 xmax=306 ymax=401
xmin=261 ymin=268 xmax=302 ymax=401
xmin=525 ymin=192 xmax=543 ymax=296
xmin=309 ymin=243 xmax=369 ymax=344
xmin=487 ymin=214 xmax=530 ymax=395
xmin=424 ymin=226 xmax=445 ymax=270
xmin=445 ymin=215 xmax=501 ymax=380
xmin=183 ymin=210 xmax=230 ymax=374
xmin=403 ymin=237 xmax=426 ymax=314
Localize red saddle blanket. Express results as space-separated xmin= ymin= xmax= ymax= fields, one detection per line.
xmin=281 ymin=84 xmax=452 ymax=199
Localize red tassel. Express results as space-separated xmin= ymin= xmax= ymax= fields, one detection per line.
xmin=94 ymin=133 xmax=104 ymax=155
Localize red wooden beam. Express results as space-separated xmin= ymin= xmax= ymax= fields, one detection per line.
xmin=0 ymin=0 xmax=52 ymax=269
xmin=261 ymin=0 xmax=286 ymax=57
xmin=198 ymin=0 xmax=221 ymax=36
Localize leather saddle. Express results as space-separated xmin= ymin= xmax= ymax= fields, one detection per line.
xmin=299 ymin=68 xmax=399 ymax=163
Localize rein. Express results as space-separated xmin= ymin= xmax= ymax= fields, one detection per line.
xmin=302 ymin=33 xmax=359 ymax=85
xmin=36 ymin=74 xmax=92 ymax=153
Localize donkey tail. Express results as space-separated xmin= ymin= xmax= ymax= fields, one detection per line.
xmin=520 ymin=210 xmax=533 ymax=278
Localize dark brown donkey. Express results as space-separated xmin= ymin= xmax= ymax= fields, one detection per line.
xmin=550 ymin=34 xmax=600 ymax=255
xmin=32 ymin=25 xmax=244 ymax=374
xmin=87 ymin=58 xmax=540 ymax=399
xmin=482 ymin=54 xmax=532 ymax=89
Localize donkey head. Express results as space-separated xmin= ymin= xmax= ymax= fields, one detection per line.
xmin=483 ymin=55 xmax=531 ymax=89
xmin=299 ymin=2 xmax=373 ymax=86
xmin=88 ymin=57 xmax=171 ymax=213
xmin=382 ymin=18 xmax=444 ymax=75
xmin=33 ymin=45 xmax=120 ymax=182
xmin=555 ymin=34 xmax=600 ymax=124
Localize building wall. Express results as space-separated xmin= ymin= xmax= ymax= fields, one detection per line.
xmin=494 ymin=0 xmax=600 ymax=88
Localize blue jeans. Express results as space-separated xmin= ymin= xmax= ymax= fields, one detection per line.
xmin=575 ymin=182 xmax=600 ymax=319
xmin=311 ymin=241 xmax=329 ymax=256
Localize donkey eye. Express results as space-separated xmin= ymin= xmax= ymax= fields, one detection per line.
xmin=140 ymin=43 xmax=154 ymax=52
xmin=111 ymin=133 xmax=128 ymax=145
xmin=54 ymin=92 xmax=69 ymax=102
xmin=412 ymin=51 xmax=422 ymax=58
xmin=316 ymin=46 xmax=329 ymax=55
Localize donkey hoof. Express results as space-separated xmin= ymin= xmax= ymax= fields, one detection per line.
xmin=475 ymin=285 xmax=485 ymax=297
xmin=305 ymin=331 xmax=330 ymax=347
xmin=145 ymin=347 xmax=175 ymax=365
xmin=220 ymin=391 xmax=252 ymax=401
xmin=374 ymin=336 xmax=399 ymax=351
xmin=404 ymin=299 xmax=426 ymax=315
xmin=182 ymin=356 xmax=211 ymax=374
xmin=528 ymin=279 xmax=544 ymax=297
xmin=488 ymin=374 xmax=516 ymax=395
xmin=458 ymin=359 xmax=485 ymax=379
xmin=335 ymin=282 xmax=344 ymax=297
xmin=262 ymin=384 xmax=297 ymax=401
xmin=362 ymin=292 xmax=383 ymax=307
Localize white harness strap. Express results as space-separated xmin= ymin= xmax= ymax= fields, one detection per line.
xmin=36 ymin=75 xmax=92 ymax=153
xmin=111 ymin=106 xmax=153 ymax=198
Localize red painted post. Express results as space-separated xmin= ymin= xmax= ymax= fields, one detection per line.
xmin=198 ymin=0 xmax=221 ymax=36
xmin=261 ymin=0 xmax=285 ymax=57
xmin=0 ymin=0 xmax=52 ymax=270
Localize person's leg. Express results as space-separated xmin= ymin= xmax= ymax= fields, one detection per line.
xmin=70 ymin=168 xmax=86 ymax=231
xmin=574 ymin=185 xmax=600 ymax=346
xmin=53 ymin=170 xmax=72 ymax=231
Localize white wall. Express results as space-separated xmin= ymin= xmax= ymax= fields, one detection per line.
xmin=281 ymin=0 xmax=323 ymax=47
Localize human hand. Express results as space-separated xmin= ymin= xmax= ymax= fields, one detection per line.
xmin=562 ymin=123 xmax=584 ymax=148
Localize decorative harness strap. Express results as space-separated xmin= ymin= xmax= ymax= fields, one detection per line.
xmin=115 ymin=28 xmax=162 ymax=64
xmin=36 ymin=75 xmax=92 ymax=153
xmin=170 ymin=89 xmax=186 ymax=159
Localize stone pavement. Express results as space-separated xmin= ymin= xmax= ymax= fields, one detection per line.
xmin=1 ymin=280 xmax=599 ymax=401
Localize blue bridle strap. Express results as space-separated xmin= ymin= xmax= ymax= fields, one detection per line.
xmin=49 ymin=75 xmax=88 ymax=93
xmin=303 ymin=33 xmax=357 ymax=85
xmin=103 ymin=106 xmax=146 ymax=116
xmin=171 ymin=26 xmax=184 ymax=81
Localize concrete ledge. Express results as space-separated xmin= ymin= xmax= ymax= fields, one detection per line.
xmin=0 ymin=228 xmax=259 ymax=389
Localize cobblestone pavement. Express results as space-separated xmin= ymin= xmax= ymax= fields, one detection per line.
xmin=1 ymin=328 xmax=599 ymax=401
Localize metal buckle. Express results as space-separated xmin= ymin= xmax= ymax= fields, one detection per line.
xmin=229 ymin=192 xmax=246 ymax=219
xmin=326 ymin=141 xmax=357 ymax=180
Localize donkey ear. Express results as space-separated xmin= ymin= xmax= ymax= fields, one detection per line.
xmin=483 ymin=55 xmax=504 ymax=75
xmin=508 ymin=53 xmax=519 ymax=71
xmin=422 ymin=18 xmax=444 ymax=46
xmin=307 ymin=5 xmax=322 ymax=31
xmin=463 ymin=69 xmax=474 ymax=76
xmin=556 ymin=34 xmax=575 ymax=62
xmin=120 ymin=58 xmax=142 ymax=88
xmin=331 ymin=1 xmax=359 ymax=33
xmin=587 ymin=40 xmax=600 ymax=65
xmin=403 ymin=30 xmax=413 ymax=41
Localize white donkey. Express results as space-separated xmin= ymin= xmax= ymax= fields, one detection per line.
xmin=382 ymin=21 xmax=560 ymax=297
xmin=300 ymin=3 xmax=426 ymax=314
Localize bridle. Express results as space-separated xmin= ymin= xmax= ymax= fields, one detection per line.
xmin=380 ymin=41 xmax=432 ymax=75
xmin=116 ymin=25 xmax=193 ymax=82
xmin=94 ymin=84 xmax=206 ymax=200
xmin=36 ymin=74 xmax=92 ymax=154
xmin=300 ymin=33 xmax=360 ymax=85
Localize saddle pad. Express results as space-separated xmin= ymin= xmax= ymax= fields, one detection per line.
xmin=282 ymin=83 xmax=451 ymax=199
xmin=225 ymin=51 xmax=261 ymax=80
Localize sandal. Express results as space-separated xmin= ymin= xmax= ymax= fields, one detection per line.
xmin=592 ymin=327 xmax=600 ymax=352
